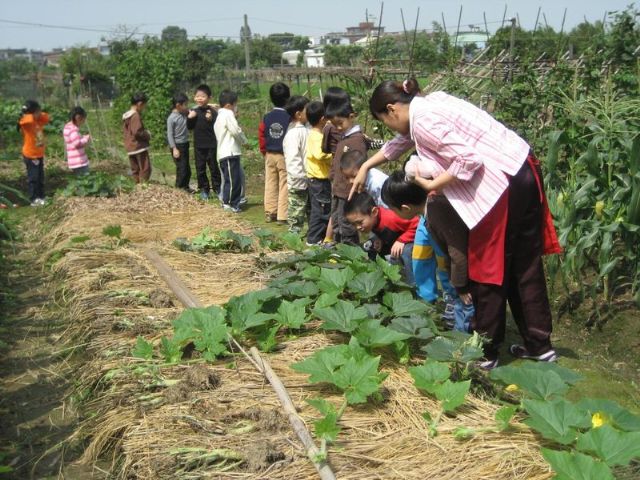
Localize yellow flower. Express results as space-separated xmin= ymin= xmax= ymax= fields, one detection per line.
xmin=328 ymin=259 xmax=338 ymax=264
xmin=591 ymin=412 xmax=606 ymax=429
xmin=505 ymin=384 xmax=519 ymax=393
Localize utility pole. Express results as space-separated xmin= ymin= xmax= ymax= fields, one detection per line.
xmin=509 ymin=17 xmax=517 ymax=81
xmin=242 ymin=14 xmax=251 ymax=74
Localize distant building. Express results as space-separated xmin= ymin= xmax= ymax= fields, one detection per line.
xmin=454 ymin=26 xmax=490 ymax=48
xmin=43 ymin=48 xmax=65 ymax=67
xmin=281 ymin=46 xmax=325 ymax=68
xmin=322 ymin=21 xmax=385 ymax=45
xmin=0 ymin=48 xmax=45 ymax=63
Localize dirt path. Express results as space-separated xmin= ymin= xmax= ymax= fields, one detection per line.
xmin=0 ymin=234 xmax=104 ymax=479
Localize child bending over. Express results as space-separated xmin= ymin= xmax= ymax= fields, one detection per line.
xmin=340 ymin=149 xmax=388 ymax=207
xmin=344 ymin=191 xmax=417 ymax=285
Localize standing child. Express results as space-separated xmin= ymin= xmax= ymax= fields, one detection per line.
xmin=344 ymin=192 xmax=418 ymax=285
xmin=187 ymin=84 xmax=220 ymax=200
xmin=63 ymin=106 xmax=91 ymax=176
xmin=283 ymin=96 xmax=310 ymax=234
xmin=122 ymin=92 xmax=151 ymax=183
xmin=325 ymin=96 xmax=366 ymax=245
xmin=18 ymin=100 xmax=49 ymax=205
xmin=382 ymin=171 xmax=475 ymax=333
xmin=305 ymin=101 xmax=333 ymax=244
xmin=214 ymin=90 xmax=247 ymax=213
xmin=167 ymin=93 xmax=192 ymax=192
xmin=259 ymin=82 xmax=291 ymax=223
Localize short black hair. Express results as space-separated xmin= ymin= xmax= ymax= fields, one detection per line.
xmin=344 ymin=191 xmax=376 ymax=217
xmin=305 ymin=101 xmax=325 ymax=127
xmin=172 ymin=92 xmax=188 ymax=107
xmin=195 ymin=84 xmax=212 ymax=97
xmin=131 ymin=92 xmax=148 ymax=104
xmin=270 ymin=82 xmax=290 ymax=107
xmin=69 ymin=106 xmax=86 ymax=122
xmin=219 ymin=90 xmax=238 ymax=106
xmin=285 ymin=95 xmax=309 ymax=118
xmin=22 ymin=99 xmax=41 ymax=114
xmin=381 ymin=171 xmax=427 ymax=209
xmin=325 ymin=98 xmax=355 ymax=119
xmin=323 ymin=87 xmax=350 ymax=108
xmin=340 ymin=149 xmax=366 ymax=171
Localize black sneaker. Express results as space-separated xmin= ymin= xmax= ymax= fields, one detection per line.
xmin=509 ymin=345 xmax=557 ymax=362
xmin=476 ymin=358 xmax=499 ymax=370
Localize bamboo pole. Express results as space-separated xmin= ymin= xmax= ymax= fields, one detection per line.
xmin=143 ymin=248 xmax=336 ymax=480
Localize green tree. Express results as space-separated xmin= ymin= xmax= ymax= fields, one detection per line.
xmin=324 ymin=44 xmax=363 ymax=66
xmin=161 ymin=25 xmax=188 ymax=43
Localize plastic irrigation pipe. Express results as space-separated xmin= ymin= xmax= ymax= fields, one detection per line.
xmin=143 ymin=248 xmax=336 ymax=480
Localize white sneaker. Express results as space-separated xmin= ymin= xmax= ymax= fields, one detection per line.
xmin=36 ymin=198 xmax=46 ymax=205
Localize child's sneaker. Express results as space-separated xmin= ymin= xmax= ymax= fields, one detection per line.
xmin=222 ymin=204 xmax=241 ymax=213
xmin=239 ymin=197 xmax=248 ymax=205
xmin=199 ymin=191 xmax=209 ymax=201
xmin=441 ymin=293 xmax=455 ymax=328
xmin=509 ymin=345 xmax=558 ymax=362
xmin=476 ymin=358 xmax=499 ymax=370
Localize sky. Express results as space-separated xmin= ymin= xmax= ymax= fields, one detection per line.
xmin=0 ymin=0 xmax=634 ymax=50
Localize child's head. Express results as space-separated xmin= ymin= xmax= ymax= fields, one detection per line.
xmin=22 ymin=99 xmax=41 ymax=115
xmin=131 ymin=92 xmax=148 ymax=111
xmin=325 ymin=99 xmax=356 ymax=133
xmin=219 ymin=90 xmax=238 ymax=110
xmin=305 ymin=101 xmax=325 ymax=128
xmin=344 ymin=192 xmax=379 ymax=234
xmin=172 ymin=92 xmax=189 ymax=112
xmin=381 ymin=171 xmax=427 ymax=220
xmin=340 ymin=149 xmax=367 ymax=184
xmin=269 ymin=82 xmax=290 ymax=108
xmin=194 ymin=84 xmax=212 ymax=106
xmin=285 ymin=95 xmax=309 ymax=124
xmin=69 ymin=106 xmax=87 ymax=126
xmin=369 ymin=78 xmax=420 ymax=136
xmin=323 ymin=87 xmax=350 ymax=109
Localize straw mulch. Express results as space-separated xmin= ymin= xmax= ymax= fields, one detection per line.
xmin=47 ymin=185 xmax=552 ymax=479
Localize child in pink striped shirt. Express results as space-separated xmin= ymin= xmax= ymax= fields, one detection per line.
xmin=63 ymin=107 xmax=91 ymax=175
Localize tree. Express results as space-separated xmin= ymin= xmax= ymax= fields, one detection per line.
xmin=161 ymin=25 xmax=188 ymax=43
xmin=324 ymin=45 xmax=363 ymax=66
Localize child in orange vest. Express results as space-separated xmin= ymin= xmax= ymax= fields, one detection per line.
xmin=18 ymin=100 xmax=50 ymax=205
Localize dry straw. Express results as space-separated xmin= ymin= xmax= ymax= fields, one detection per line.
xmin=47 ymin=185 xmax=552 ymax=479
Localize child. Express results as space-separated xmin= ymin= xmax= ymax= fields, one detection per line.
xmin=344 ymin=191 xmax=418 ymax=285
xmin=259 ymin=82 xmax=290 ymax=223
xmin=187 ymin=84 xmax=220 ymax=200
xmin=325 ymin=95 xmax=366 ymax=245
xmin=63 ymin=106 xmax=91 ymax=176
xmin=305 ymin=101 xmax=333 ymax=244
xmin=382 ymin=170 xmax=475 ymax=333
xmin=283 ymin=95 xmax=310 ymax=234
xmin=18 ymin=100 xmax=49 ymax=205
xmin=340 ymin=149 xmax=388 ymax=207
xmin=122 ymin=92 xmax=151 ymax=183
xmin=213 ymin=90 xmax=247 ymax=213
xmin=167 ymin=93 xmax=192 ymax=192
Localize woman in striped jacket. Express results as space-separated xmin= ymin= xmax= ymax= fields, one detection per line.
xmin=63 ymin=107 xmax=91 ymax=175
xmin=351 ymin=78 xmax=561 ymax=369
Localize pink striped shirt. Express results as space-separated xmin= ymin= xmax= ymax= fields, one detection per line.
xmin=63 ymin=121 xmax=90 ymax=169
xmin=381 ymin=92 xmax=531 ymax=228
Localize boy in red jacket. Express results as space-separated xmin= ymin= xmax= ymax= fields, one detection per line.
xmin=344 ymin=191 xmax=418 ymax=285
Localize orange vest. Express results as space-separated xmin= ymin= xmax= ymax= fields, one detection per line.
xmin=19 ymin=112 xmax=49 ymax=159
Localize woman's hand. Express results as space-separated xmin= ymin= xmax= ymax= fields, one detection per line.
xmin=412 ymin=172 xmax=457 ymax=193
xmin=349 ymin=165 xmax=369 ymax=200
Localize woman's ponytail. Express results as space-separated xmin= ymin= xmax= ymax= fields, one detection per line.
xmin=369 ymin=78 xmax=421 ymax=118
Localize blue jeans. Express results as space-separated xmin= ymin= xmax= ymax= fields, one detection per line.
xmin=454 ymin=298 xmax=475 ymax=333
xmin=390 ymin=242 xmax=415 ymax=287
xmin=412 ymin=216 xmax=454 ymax=302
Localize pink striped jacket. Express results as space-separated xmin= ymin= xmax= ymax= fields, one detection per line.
xmin=63 ymin=121 xmax=90 ymax=169
xmin=381 ymin=93 xmax=531 ymax=229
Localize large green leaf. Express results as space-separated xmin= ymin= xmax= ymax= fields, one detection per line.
xmin=523 ymin=398 xmax=591 ymax=445
xmin=375 ymin=255 xmax=403 ymax=282
xmin=273 ymin=298 xmax=311 ymax=329
xmin=281 ymin=281 xmax=320 ymax=298
xmin=315 ymin=292 xmax=339 ymax=308
xmin=390 ymin=316 xmax=436 ymax=340
xmin=353 ymin=319 xmax=411 ymax=348
xmin=576 ymin=424 xmax=640 ymax=466
xmin=314 ymin=300 xmax=368 ymax=333
xmin=193 ymin=316 xmax=229 ymax=361
xmin=317 ymin=267 xmax=355 ymax=293
xmin=173 ymin=306 xmax=227 ymax=344
xmin=541 ymin=449 xmax=615 ymax=480
xmin=576 ymin=399 xmax=640 ymax=432
xmin=132 ymin=336 xmax=154 ymax=360
xmin=291 ymin=345 xmax=348 ymax=384
xmin=383 ymin=291 xmax=430 ymax=317
xmin=434 ymin=379 xmax=471 ymax=412
xmin=409 ymin=360 xmax=451 ymax=395
xmin=349 ymin=271 xmax=387 ymax=299
xmin=159 ymin=336 xmax=182 ymax=363
xmin=490 ymin=365 xmax=570 ymax=400
xmin=334 ymin=243 xmax=368 ymax=262
xmin=332 ymin=355 xmax=387 ymax=404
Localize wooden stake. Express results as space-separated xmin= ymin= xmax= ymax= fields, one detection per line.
xmin=250 ymin=347 xmax=336 ymax=480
